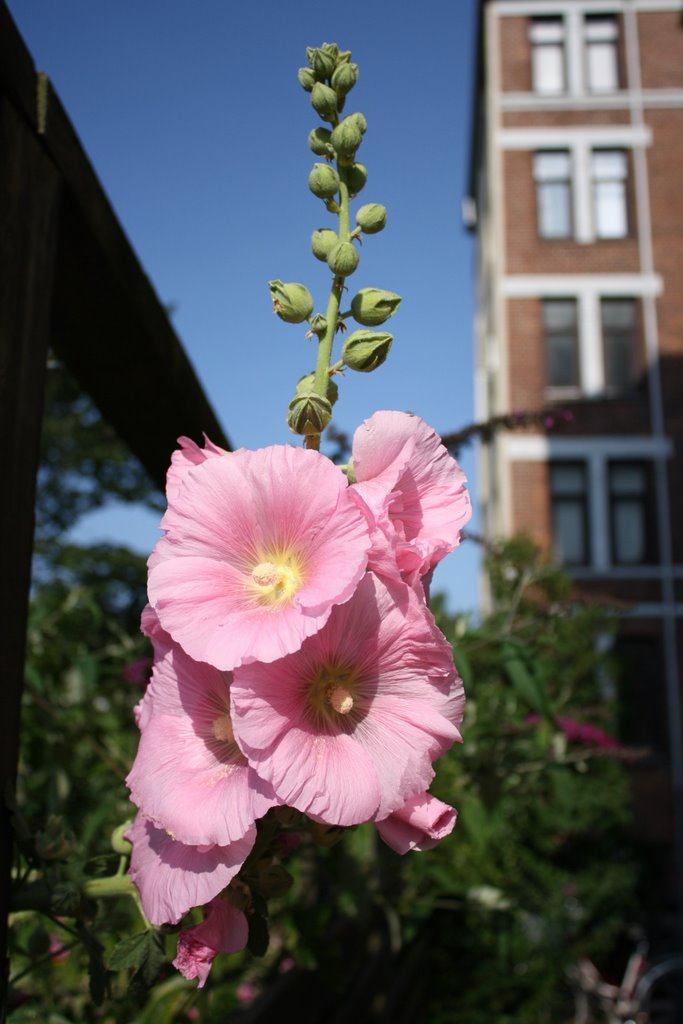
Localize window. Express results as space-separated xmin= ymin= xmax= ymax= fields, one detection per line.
xmin=534 ymin=151 xmax=572 ymax=238
xmin=543 ymin=299 xmax=579 ymax=388
xmin=601 ymin=299 xmax=637 ymax=392
xmin=584 ymin=15 xmax=619 ymax=94
xmin=591 ymin=150 xmax=628 ymax=239
xmin=550 ymin=462 xmax=589 ymax=566
xmin=608 ymin=462 xmax=653 ymax=565
xmin=530 ymin=17 xmax=566 ymax=95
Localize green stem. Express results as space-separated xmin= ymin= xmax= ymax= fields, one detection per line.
xmin=307 ymin=158 xmax=352 ymax=451
xmin=82 ymin=874 xmax=137 ymax=900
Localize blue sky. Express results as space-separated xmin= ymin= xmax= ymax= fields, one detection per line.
xmin=9 ymin=0 xmax=483 ymax=615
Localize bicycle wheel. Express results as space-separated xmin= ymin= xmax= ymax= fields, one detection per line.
xmin=634 ymin=955 xmax=683 ymax=1023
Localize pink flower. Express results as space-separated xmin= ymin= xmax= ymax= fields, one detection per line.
xmin=350 ymin=411 xmax=471 ymax=586
xmin=165 ymin=434 xmax=228 ymax=504
xmin=126 ymin=639 xmax=278 ymax=847
xmin=527 ymin=714 xmax=619 ymax=750
xmin=173 ymin=896 xmax=248 ymax=989
xmin=148 ymin=444 xmax=370 ymax=671
xmin=125 ymin=814 xmax=255 ymax=926
xmin=376 ymin=791 xmax=457 ymax=854
xmin=231 ymin=572 xmax=464 ymax=826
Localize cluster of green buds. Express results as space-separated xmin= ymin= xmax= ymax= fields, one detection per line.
xmin=268 ymin=42 xmax=402 ymax=450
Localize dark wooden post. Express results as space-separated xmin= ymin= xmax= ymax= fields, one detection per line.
xmin=0 ymin=92 xmax=62 ymax=1020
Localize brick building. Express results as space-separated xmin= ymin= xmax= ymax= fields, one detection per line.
xmin=465 ymin=0 xmax=683 ymax=913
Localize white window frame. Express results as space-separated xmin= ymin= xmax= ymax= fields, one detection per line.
xmin=584 ymin=13 xmax=620 ymax=94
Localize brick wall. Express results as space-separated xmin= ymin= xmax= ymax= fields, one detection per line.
xmin=509 ymin=459 xmax=550 ymax=543
xmin=638 ymin=10 xmax=683 ymax=89
xmin=499 ymin=15 xmax=530 ymax=92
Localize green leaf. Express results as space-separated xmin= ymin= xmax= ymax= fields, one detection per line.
xmin=247 ymin=910 xmax=270 ymax=957
xmin=107 ymin=931 xmax=155 ymax=971
xmin=502 ymin=646 xmax=554 ymax=720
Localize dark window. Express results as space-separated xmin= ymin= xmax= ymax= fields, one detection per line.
xmin=534 ymin=151 xmax=572 ymax=238
xmin=612 ymin=632 xmax=667 ymax=755
xmin=601 ymin=298 xmax=637 ymax=392
xmin=608 ymin=461 xmax=654 ymax=565
xmin=530 ymin=17 xmax=566 ymax=95
xmin=550 ymin=462 xmax=589 ymax=566
xmin=543 ymin=298 xmax=579 ymax=388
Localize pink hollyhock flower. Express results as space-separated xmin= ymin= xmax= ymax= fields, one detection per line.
xmin=126 ymin=639 xmax=278 ymax=847
xmin=148 ymin=444 xmax=370 ymax=671
xmin=231 ymin=572 xmax=464 ymax=826
xmin=350 ymin=411 xmax=472 ymax=586
xmin=376 ymin=791 xmax=457 ymax=854
xmin=165 ymin=434 xmax=227 ymax=504
xmin=527 ymin=714 xmax=619 ymax=750
xmin=125 ymin=813 xmax=255 ymax=926
xmin=173 ymin=896 xmax=248 ymax=989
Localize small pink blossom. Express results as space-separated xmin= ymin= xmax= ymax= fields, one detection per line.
xmin=527 ymin=714 xmax=619 ymax=750
xmin=125 ymin=814 xmax=255 ymax=926
xmin=173 ymin=896 xmax=248 ymax=989
xmin=350 ymin=411 xmax=471 ymax=586
xmin=231 ymin=572 xmax=464 ymax=826
xmin=126 ymin=638 xmax=278 ymax=847
xmin=148 ymin=444 xmax=370 ymax=671
xmin=236 ymin=981 xmax=259 ymax=1005
xmin=376 ymin=791 xmax=457 ymax=854
xmin=123 ymin=656 xmax=152 ymax=686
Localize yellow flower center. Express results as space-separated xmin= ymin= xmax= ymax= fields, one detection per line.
xmin=249 ymin=557 xmax=301 ymax=605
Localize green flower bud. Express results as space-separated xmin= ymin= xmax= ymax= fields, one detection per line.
xmin=330 ymin=116 xmax=363 ymax=161
xmin=311 ymin=47 xmax=336 ymax=80
xmin=331 ymin=62 xmax=359 ymax=95
xmin=309 ymin=822 xmax=346 ymax=848
xmin=348 ymin=111 xmax=367 ymax=135
xmin=304 ymin=314 xmax=329 ymax=337
xmin=111 ymin=821 xmax=133 ymax=855
xmin=311 ymin=82 xmax=337 ymax=121
xmin=356 ymin=203 xmax=387 ymax=234
xmin=251 ymin=859 xmax=294 ymax=900
xmin=308 ymin=127 xmax=334 ymax=158
xmin=347 ymin=163 xmax=367 ymax=197
xmin=350 ymin=288 xmax=402 ymax=326
xmin=268 ymin=280 xmax=314 ymax=324
xmin=288 ymin=392 xmax=332 ymax=435
xmin=311 ymin=228 xmax=339 ymax=261
xmin=308 ymin=163 xmax=339 ymax=199
xmin=298 ymin=67 xmax=316 ymax=92
xmin=296 ymin=371 xmax=339 ymax=406
xmin=326 ymin=240 xmax=359 ymax=277
xmin=342 ymin=330 xmax=393 ymax=372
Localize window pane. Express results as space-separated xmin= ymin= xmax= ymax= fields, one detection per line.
xmin=551 ymin=463 xmax=585 ymax=495
xmin=534 ymin=151 xmax=571 ymax=180
xmin=551 ymin=463 xmax=588 ymax=566
xmin=531 ymin=17 xmax=565 ymax=94
xmin=602 ymin=299 xmax=636 ymax=391
xmin=587 ymin=42 xmax=619 ymax=92
xmin=613 ymin=501 xmax=645 ymax=563
xmin=610 ymin=464 xmax=645 ymax=495
xmin=539 ymin=183 xmax=571 ymax=237
xmin=533 ymin=46 xmax=565 ymax=94
xmin=609 ymin=462 xmax=651 ymax=565
xmin=592 ymin=151 xmax=627 ymax=180
xmin=544 ymin=300 xmax=578 ymax=387
xmin=585 ymin=16 xmax=619 ymax=93
xmin=594 ymin=181 xmax=627 ymax=237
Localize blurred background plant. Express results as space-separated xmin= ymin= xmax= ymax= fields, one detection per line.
xmin=8 ymin=364 xmax=641 ymax=1023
